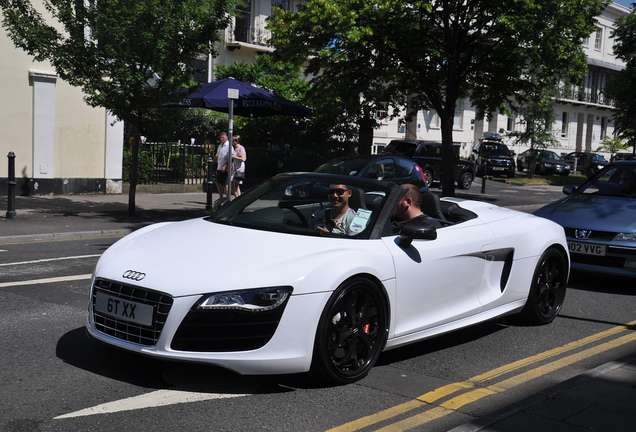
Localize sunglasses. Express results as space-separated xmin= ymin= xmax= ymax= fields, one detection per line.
xmin=328 ymin=188 xmax=349 ymax=196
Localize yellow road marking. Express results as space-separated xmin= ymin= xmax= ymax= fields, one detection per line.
xmin=328 ymin=320 xmax=636 ymax=432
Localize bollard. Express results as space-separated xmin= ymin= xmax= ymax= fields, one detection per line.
xmin=6 ymin=152 xmax=16 ymax=219
xmin=480 ymin=159 xmax=487 ymax=194
xmin=206 ymin=157 xmax=214 ymax=211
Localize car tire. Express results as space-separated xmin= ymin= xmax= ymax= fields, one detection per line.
xmin=517 ymin=162 xmax=524 ymax=172
xmin=458 ymin=172 xmax=473 ymax=190
xmin=312 ymin=276 xmax=388 ymax=384
xmin=423 ymin=170 xmax=434 ymax=188
xmin=520 ymin=247 xmax=568 ymax=325
xmin=534 ymin=164 xmax=544 ymax=175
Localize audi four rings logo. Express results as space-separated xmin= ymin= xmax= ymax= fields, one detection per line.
xmin=123 ymin=270 xmax=146 ymax=281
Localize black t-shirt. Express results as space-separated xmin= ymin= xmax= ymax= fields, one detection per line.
xmin=391 ymin=214 xmax=443 ymax=234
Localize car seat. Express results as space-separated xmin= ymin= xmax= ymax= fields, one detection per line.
xmin=420 ymin=191 xmax=446 ymax=221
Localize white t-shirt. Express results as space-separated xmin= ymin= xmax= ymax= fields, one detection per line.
xmin=216 ymin=141 xmax=229 ymax=170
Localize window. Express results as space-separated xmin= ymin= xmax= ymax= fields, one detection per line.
xmin=272 ymin=0 xmax=290 ymax=11
xmin=594 ymin=27 xmax=602 ymax=51
xmin=429 ymin=110 xmax=440 ymax=128
xmin=601 ymin=117 xmax=607 ymax=139
xmin=375 ymin=103 xmax=388 ymax=123
xmin=454 ymin=100 xmax=463 ymax=129
xmin=234 ymin=0 xmax=252 ymax=43
xmin=561 ymin=112 xmax=568 ymax=138
xmin=506 ymin=116 xmax=515 ymax=132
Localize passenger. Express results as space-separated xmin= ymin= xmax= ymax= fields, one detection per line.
xmin=311 ymin=184 xmax=357 ymax=235
xmin=391 ymin=184 xmax=443 ymax=234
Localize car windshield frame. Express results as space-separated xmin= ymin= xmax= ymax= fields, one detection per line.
xmin=575 ymin=164 xmax=636 ymax=198
xmin=208 ymin=173 xmax=395 ymax=239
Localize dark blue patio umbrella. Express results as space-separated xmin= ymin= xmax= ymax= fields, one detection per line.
xmin=176 ymin=78 xmax=313 ymax=118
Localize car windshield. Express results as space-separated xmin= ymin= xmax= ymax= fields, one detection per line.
xmin=577 ymin=165 xmax=636 ymax=197
xmin=539 ymin=151 xmax=561 ymax=161
xmin=314 ymin=157 xmax=369 ymax=176
xmin=482 ymin=143 xmax=511 ymax=156
xmin=384 ymin=141 xmax=417 ymax=157
xmin=590 ymin=154 xmax=608 ymax=163
xmin=208 ymin=174 xmax=391 ymax=239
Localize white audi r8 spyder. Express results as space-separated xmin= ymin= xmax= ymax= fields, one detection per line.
xmin=86 ymin=173 xmax=569 ymax=384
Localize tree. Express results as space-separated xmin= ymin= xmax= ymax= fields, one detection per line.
xmin=508 ymin=72 xmax=560 ymax=178
xmin=596 ymin=135 xmax=629 ymax=159
xmin=604 ymin=8 xmax=636 ymax=154
xmin=0 ymin=0 xmax=236 ymax=215
xmin=268 ymin=0 xmax=605 ymax=196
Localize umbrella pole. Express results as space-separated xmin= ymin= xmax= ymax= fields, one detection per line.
xmin=227 ymin=88 xmax=238 ymax=200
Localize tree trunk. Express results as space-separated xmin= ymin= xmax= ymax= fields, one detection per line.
xmin=358 ymin=108 xmax=374 ymax=155
xmin=128 ymin=127 xmax=140 ymax=217
xmin=440 ymin=114 xmax=456 ymax=197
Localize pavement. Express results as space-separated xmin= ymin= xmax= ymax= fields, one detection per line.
xmin=1 ymin=185 xmax=635 ymax=432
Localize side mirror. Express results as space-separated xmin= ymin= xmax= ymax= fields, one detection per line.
xmin=562 ymin=185 xmax=576 ymax=195
xmin=397 ymin=220 xmax=437 ymax=248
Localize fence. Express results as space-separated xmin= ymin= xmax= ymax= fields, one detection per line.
xmin=134 ymin=142 xmax=342 ymax=189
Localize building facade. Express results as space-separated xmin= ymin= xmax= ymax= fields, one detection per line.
xmin=1 ymin=1 xmax=630 ymax=196
xmin=373 ymin=2 xmax=631 ymax=159
xmin=0 ymin=7 xmax=124 ymax=195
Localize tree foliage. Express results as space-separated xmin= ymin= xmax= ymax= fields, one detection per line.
xmin=268 ymin=0 xmax=606 ymax=196
xmin=0 ymin=0 xmax=236 ymax=214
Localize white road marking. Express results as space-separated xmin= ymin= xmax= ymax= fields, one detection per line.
xmin=54 ymin=389 xmax=249 ymax=419
xmin=0 ymin=274 xmax=92 ymax=288
xmin=0 ymin=254 xmax=101 ymax=266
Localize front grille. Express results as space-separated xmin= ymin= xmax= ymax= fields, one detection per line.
xmin=171 ymin=303 xmax=289 ymax=352
xmin=564 ymin=228 xmax=615 ymax=241
xmin=91 ymin=278 xmax=173 ymax=346
xmin=571 ymin=254 xmax=626 ymax=268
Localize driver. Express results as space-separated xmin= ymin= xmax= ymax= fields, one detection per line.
xmin=310 ymin=184 xmax=357 ymax=235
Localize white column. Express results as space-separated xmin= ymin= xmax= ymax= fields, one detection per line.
xmin=29 ymin=70 xmax=58 ymax=179
xmin=105 ymin=111 xmax=124 ymax=194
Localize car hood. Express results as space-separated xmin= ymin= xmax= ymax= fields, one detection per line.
xmin=534 ymin=194 xmax=636 ymax=232
xmin=94 ymin=218 xmax=393 ymax=297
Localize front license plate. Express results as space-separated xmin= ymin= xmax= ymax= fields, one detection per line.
xmin=94 ymin=292 xmax=154 ymax=326
xmin=568 ymin=241 xmax=606 ymax=256
xmin=492 ymin=167 xmax=505 ymax=171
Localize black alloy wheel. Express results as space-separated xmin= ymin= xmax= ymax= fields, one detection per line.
xmin=313 ymin=277 xmax=388 ymax=384
xmin=458 ymin=172 xmax=473 ymax=190
xmin=521 ymin=247 xmax=568 ymax=325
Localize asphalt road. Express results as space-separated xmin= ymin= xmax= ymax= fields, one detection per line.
xmin=2 ymin=184 xmax=635 ymax=432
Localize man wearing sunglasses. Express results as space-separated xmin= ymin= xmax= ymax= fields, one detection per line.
xmin=311 ymin=184 xmax=357 ymax=235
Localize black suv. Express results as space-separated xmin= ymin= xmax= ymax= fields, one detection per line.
xmin=470 ymin=132 xmax=516 ymax=178
xmin=383 ymin=140 xmax=475 ymax=189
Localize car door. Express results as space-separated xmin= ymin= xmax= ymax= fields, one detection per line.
xmin=383 ymin=221 xmax=496 ymax=338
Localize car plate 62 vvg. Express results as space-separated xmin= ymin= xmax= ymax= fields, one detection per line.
xmin=568 ymin=241 xmax=606 ymax=256
xmin=94 ymin=292 xmax=155 ymax=326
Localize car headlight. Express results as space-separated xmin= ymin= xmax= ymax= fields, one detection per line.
xmin=614 ymin=233 xmax=636 ymax=242
xmin=195 ymin=286 xmax=293 ymax=312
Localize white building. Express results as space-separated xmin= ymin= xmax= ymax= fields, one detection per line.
xmin=0 ymin=4 xmax=124 ymax=195
xmin=1 ymin=1 xmax=629 ymax=195
xmin=372 ymin=2 xmax=631 ymax=159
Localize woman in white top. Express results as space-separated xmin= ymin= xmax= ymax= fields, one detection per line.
xmin=231 ymin=135 xmax=247 ymax=197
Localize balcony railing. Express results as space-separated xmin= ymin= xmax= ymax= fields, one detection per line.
xmin=557 ymin=87 xmax=614 ymax=108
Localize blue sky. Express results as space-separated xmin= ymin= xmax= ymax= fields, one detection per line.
xmin=613 ymin=0 xmax=634 ymax=9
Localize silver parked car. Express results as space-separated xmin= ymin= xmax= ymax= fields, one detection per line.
xmin=534 ymin=161 xmax=636 ymax=278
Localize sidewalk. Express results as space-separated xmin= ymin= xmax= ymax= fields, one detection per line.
xmin=1 ymin=187 xmax=635 ymax=432
xmin=451 ymin=353 xmax=636 ymax=432
xmin=0 ymin=191 xmax=214 ymax=242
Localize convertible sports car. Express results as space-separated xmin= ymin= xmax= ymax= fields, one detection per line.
xmin=86 ymin=173 xmax=569 ymax=384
